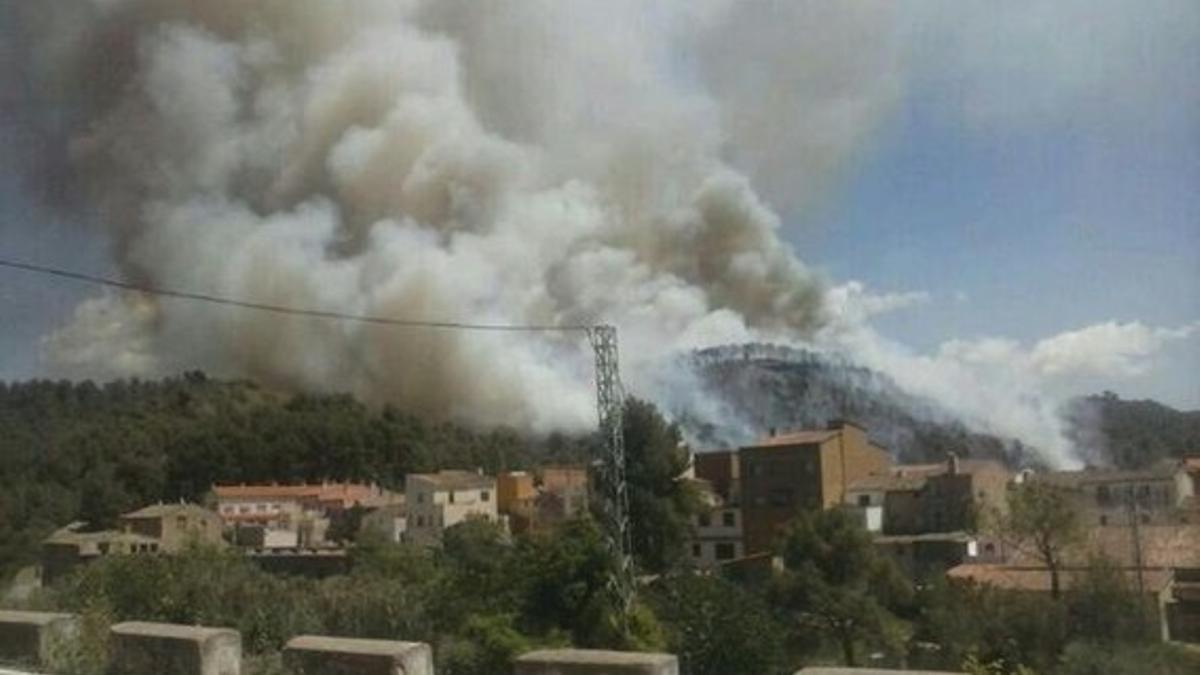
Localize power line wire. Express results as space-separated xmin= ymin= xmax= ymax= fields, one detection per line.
xmin=0 ymin=257 xmax=593 ymax=333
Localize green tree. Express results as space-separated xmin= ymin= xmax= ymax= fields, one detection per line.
xmin=1068 ymin=554 xmax=1154 ymax=644
xmin=620 ymin=398 xmax=701 ymax=573
xmin=773 ymin=507 xmax=912 ymax=667
xmin=649 ymin=574 xmax=786 ymax=675
xmin=993 ymin=481 xmax=1081 ymax=599
xmin=913 ymin=578 xmax=1067 ymax=673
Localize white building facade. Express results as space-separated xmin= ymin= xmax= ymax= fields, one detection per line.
xmin=405 ymin=471 xmax=498 ymax=546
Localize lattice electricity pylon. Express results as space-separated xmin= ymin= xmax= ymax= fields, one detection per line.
xmin=586 ymin=324 xmax=634 ymax=624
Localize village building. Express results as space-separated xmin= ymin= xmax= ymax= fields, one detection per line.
xmin=692 ymin=450 xmax=740 ymax=504
xmin=738 ymin=420 xmax=892 ymax=554
xmin=538 ymin=466 xmax=589 ymax=519
xmin=1033 ymin=460 xmax=1195 ymax=527
xmin=404 ymin=470 xmax=498 ymax=546
xmin=212 ymin=481 xmax=399 ymax=547
xmin=686 ymin=479 xmax=744 ymax=570
xmin=948 ymin=524 xmax=1200 ymax=643
xmin=840 ymin=455 xmax=1009 ymax=577
xmin=497 ymin=471 xmax=538 ymax=534
xmin=359 ymin=501 xmax=408 ymax=544
xmin=497 ymin=466 xmax=589 ymax=534
xmin=118 ymin=502 xmax=224 ymax=551
xmin=844 ymin=455 xmax=1010 ymax=535
xmin=41 ymin=502 xmax=223 ymax=584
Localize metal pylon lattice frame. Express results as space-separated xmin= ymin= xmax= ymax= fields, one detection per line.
xmin=587 ymin=324 xmax=634 ymax=622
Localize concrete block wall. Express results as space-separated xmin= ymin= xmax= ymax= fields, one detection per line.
xmin=0 ymin=612 xmax=682 ymax=675
xmin=109 ymin=621 xmax=241 ymax=675
xmin=0 ymin=610 xmax=78 ymax=669
xmin=283 ymin=636 xmax=433 ymax=675
xmin=514 ymin=649 xmax=680 ymax=675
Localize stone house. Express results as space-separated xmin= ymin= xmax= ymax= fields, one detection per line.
xmin=404 ymin=470 xmax=498 ymax=546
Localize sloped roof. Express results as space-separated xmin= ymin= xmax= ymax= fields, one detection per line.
xmin=1035 ymin=462 xmax=1184 ymax=489
xmin=947 ymin=563 xmax=1173 ymax=594
xmin=45 ymin=528 xmax=159 ymax=547
xmin=409 ymin=470 xmax=494 ymax=491
xmin=121 ymin=503 xmax=217 ymax=520
xmin=212 ymin=482 xmax=381 ymax=504
xmin=847 ymin=460 xmax=1004 ymax=493
xmin=875 ymin=531 xmax=975 ymax=544
xmin=1003 ymin=524 xmax=1200 ymax=569
xmin=747 ymin=430 xmax=838 ymax=448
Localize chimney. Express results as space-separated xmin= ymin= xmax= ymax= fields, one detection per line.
xmin=948 ymin=452 xmax=960 ymax=475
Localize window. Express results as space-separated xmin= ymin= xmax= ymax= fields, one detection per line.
xmin=449 ymin=491 xmax=456 ymax=504
xmin=697 ymin=513 xmax=711 ymax=527
xmin=692 ymin=544 xmax=701 ymax=558
xmin=715 ymin=543 xmax=736 ymax=560
xmin=722 ymin=511 xmax=736 ymax=527
xmin=257 ymin=504 xmax=267 ymax=513
xmin=1141 ymin=514 xmax=1150 ymax=525
xmin=481 ymin=491 xmax=490 ymax=502
xmin=177 ymin=516 xmax=187 ymax=528
xmin=417 ymin=493 xmax=425 ymax=504
xmin=1099 ymin=515 xmax=1108 ymax=526
xmin=416 ymin=516 xmax=425 ymax=527
xmin=857 ymin=495 xmax=871 ymax=507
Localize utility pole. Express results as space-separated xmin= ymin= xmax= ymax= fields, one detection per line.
xmin=587 ymin=325 xmax=634 ymax=627
xmin=1126 ymin=490 xmax=1146 ymax=600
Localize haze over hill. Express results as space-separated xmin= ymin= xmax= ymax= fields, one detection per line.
xmin=660 ymin=344 xmax=1199 ymax=470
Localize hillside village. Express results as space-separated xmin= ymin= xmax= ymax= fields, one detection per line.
xmin=34 ymin=417 xmax=1200 ymax=650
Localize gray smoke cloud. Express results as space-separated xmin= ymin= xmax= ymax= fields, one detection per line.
xmin=6 ymin=1 xmax=904 ymax=432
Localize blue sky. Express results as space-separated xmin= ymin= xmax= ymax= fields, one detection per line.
xmin=787 ymin=1 xmax=1200 ymax=408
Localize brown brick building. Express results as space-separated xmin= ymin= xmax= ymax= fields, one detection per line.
xmin=692 ymin=450 xmax=740 ymax=503
xmin=739 ymin=420 xmax=891 ymax=554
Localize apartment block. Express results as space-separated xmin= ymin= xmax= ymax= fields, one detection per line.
xmin=739 ymin=420 xmax=891 ymax=554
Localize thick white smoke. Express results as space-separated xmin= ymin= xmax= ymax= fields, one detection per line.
xmin=10 ymin=1 xmax=905 ymax=432
xmin=14 ymin=2 xmax=1183 ymax=469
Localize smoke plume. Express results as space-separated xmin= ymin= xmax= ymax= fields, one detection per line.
xmin=6 ymin=1 xmax=905 ymax=431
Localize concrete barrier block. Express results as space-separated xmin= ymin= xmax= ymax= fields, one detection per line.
xmin=0 ymin=610 xmax=78 ymax=667
xmin=283 ymin=636 xmax=433 ymax=675
xmin=109 ymin=622 xmax=240 ymax=675
xmin=514 ymin=649 xmax=679 ymax=675
xmin=796 ymin=662 xmax=964 ymax=667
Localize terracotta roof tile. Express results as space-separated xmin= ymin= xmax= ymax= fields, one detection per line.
xmin=747 ymin=430 xmax=838 ymax=448
xmin=947 ymin=563 xmax=1173 ymax=594
xmin=409 ymin=470 xmax=494 ymax=491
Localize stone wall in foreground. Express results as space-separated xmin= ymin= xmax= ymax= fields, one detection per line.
xmin=0 ymin=610 xmax=683 ymax=675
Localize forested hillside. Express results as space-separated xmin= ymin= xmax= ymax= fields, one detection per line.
xmin=676 ymin=345 xmax=1039 ymax=466
xmin=1064 ymin=391 xmax=1200 ymax=468
xmin=676 ymin=345 xmax=1197 ymax=470
xmin=0 ymin=373 xmax=589 ymax=575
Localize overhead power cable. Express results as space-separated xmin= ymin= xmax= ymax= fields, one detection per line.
xmin=1 ymin=253 xmax=635 ymax=623
xmin=0 ymin=257 xmax=591 ymax=333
